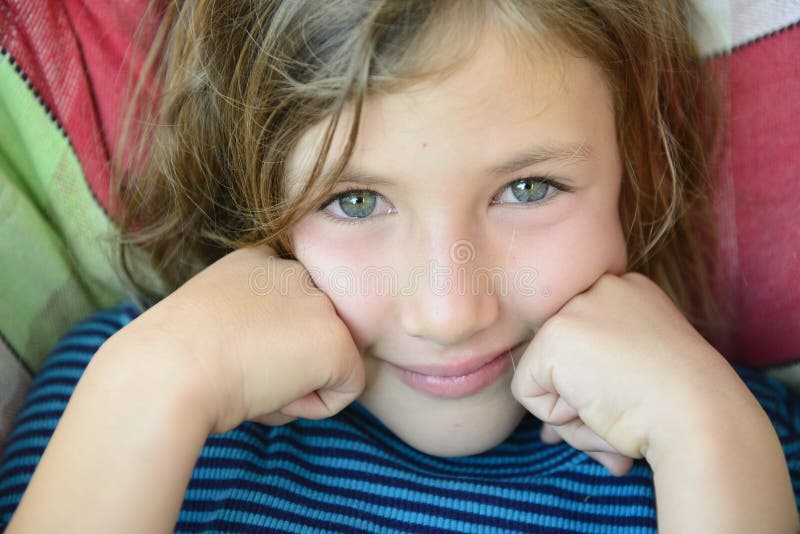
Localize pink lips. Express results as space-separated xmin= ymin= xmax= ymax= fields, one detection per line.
xmin=390 ymin=341 xmax=526 ymax=399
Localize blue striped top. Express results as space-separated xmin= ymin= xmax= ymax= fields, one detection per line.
xmin=2 ymin=301 xmax=800 ymax=533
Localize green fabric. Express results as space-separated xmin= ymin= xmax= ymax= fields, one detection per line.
xmin=0 ymin=52 xmax=130 ymax=371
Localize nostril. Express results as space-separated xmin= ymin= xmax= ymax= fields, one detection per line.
xmin=398 ymin=289 xmax=500 ymax=347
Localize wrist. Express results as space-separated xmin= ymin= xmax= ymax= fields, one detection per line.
xmin=8 ymin=326 xmax=216 ymax=534
xmin=645 ymin=360 xmax=768 ymax=465
xmin=645 ymin=368 xmax=797 ymax=533
xmin=95 ymin=320 xmax=220 ymax=435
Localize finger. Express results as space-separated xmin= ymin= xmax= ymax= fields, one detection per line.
xmin=280 ymin=391 xmax=349 ymax=420
xmin=315 ymin=352 xmax=366 ymax=417
xmin=540 ymin=423 xmax=563 ymax=444
xmin=251 ymin=412 xmax=297 ymax=426
xmin=268 ymin=326 xmax=365 ymax=422
xmin=540 ymin=419 xmax=634 ymax=476
xmin=546 ymin=419 xmax=635 ymax=477
xmin=512 ymin=384 xmax=579 ymax=425
xmin=585 ymin=451 xmax=634 ymax=477
xmin=278 ymin=356 xmax=366 ymax=421
xmin=510 ymin=348 xmax=579 ymax=425
xmin=549 ymin=418 xmax=620 ymax=455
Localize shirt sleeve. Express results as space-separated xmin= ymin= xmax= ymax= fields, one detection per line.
xmin=0 ymin=301 xmax=142 ymax=528
xmin=734 ymin=365 xmax=800 ymax=509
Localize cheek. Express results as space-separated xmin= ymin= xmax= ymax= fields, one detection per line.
xmin=290 ymin=221 xmax=391 ymax=350
xmin=506 ymin=206 xmax=627 ymax=324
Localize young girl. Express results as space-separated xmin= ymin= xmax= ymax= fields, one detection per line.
xmin=1 ymin=0 xmax=799 ymax=532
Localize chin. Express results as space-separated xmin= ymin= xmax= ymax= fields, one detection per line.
xmin=358 ymin=377 xmax=528 ymax=457
xmin=399 ymin=405 xmax=528 ymax=457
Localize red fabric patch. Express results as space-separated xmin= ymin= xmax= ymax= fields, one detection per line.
xmin=708 ymin=24 xmax=800 ymax=366
xmin=0 ymin=0 xmax=152 ymax=216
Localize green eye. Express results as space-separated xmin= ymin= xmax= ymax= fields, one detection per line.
xmin=510 ymin=179 xmax=549 ymax=202
xmin=318 ymin=188 xmax=395 ymax=223
xmin=338 ymin=190 xmax=377 ymax=218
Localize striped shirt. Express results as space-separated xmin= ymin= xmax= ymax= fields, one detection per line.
xmin=2 ymin=301 xmax=800 ymax=533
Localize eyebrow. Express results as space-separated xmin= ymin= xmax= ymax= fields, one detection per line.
xmin=332 ymin=141 xmax=593 ymax=187
xmin=485 ymin=142 xmax=592 ymax=176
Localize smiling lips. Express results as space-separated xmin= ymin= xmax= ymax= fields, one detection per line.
xmin=389 ymin=341 xmax=526 ymax=399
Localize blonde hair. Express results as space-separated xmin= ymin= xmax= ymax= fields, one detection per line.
xmin=115 ymin=0 xmax=723 ymax=342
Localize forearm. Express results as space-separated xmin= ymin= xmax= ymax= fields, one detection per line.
xmin=6 ymin=334 xmax=214 ymax=534
xmin=649 ymin=394 xmax=798 ymax=533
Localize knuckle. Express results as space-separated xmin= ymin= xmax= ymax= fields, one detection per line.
xmin=622 ymin=272 xmax=660 ymax=294
xmin=548 ymin=397 xmax=578 ymax=425
xmin=325 ymin=315 xmax=355 ymax=351
xmin=560 ymin=287 xmax=596 ymax=316
xmin=597 ymin=272 xmax=619 ymax=284
xmin=509 ymin=373 xmax=525 ymax=399
xmin=590 ymin=273 xmax=621 ymax=295
xmin=319 ymin=316 xmax=359 ymax=369
xmin=538 ymin=313 xmax=572 ymax=339
xmin=526 ymin=394 xmax=561 ymax=424
xmin=296 ymin=266 xmax=324 ymax=295
xmin=621 ymin=271 xmax=648 ymax=284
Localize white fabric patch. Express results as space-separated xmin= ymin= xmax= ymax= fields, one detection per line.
xmin=692 ymin=0 xmax=800 ymax=56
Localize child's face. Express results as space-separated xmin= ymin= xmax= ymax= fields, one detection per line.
xmin=286 ymin=32 xmax=627 ymax=456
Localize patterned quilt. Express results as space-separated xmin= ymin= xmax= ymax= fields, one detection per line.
xmin=1 ymin=0 xmax=799 ymax=449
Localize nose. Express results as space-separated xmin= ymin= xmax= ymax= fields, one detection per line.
xmin=399 ymin=237 xmax=500 ymax=346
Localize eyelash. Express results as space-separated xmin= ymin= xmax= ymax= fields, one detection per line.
xmin=316 ymin=177 xmax=573 ymax=225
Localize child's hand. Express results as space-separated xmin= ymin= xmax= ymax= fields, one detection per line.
xmin=107 ymin=246 xmax=365 ymax=434
xmin=6 ymin=246 xmax=365 ymax=533
xmin=511 ymin=272 xmax=797 ymax=530
xmin=510 ymin=273 xmax=756 ymax=475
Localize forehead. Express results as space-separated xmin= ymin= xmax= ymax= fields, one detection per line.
xmin=286 ymin=29 xmax=614 ymax=196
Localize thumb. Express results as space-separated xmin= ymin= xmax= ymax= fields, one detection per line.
xmin=280 ymin=353 xmax=366 ymax=420
xmin=587 ymin=451 xmax=634 ymax=477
